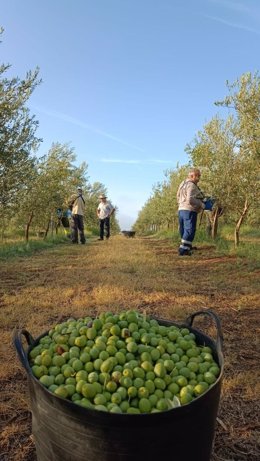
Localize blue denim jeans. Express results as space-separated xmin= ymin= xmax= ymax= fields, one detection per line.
xmin=178 ymin=210 xmax=197 ymax=254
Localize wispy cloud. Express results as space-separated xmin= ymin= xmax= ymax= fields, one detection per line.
xmin=31 ymin=106 xmax=145 ymax=152
xmin=100 ymin=157 xmax=172 ymax=165
xmin=207 ymin=0 xmax=260 ymax=33
xmin=209 ymin=0 xmax=252 ymax=15
xmin=204 ymin=14 xmax=260 ymax=35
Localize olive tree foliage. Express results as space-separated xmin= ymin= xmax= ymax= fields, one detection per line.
xmin=148 ymin=183 xmax=168 ymax=231
xmin=134 ymin=165 xmax=188 ymax=233
xmin=152 ymin=180 xmax=174 ymax=231
xmin=0 ymin=30 xmax=42 ymax=239
xmin=215 ymin=72 xmax=260 ymax=245
xmin=134 ymin=73 xmax=259 ymax=243
xmin=14 ymin=144 xmax=120 ymax=240
xmin=15 ymin=143 xmax=89 ymax=241
xmin=187 ymin=72 xmax=260 ymax=245
xmin=185 ymin=115 xmax=238 ymax=239
xmin=134 ymin=196 xmax=156 ymax=233
xmin=215 ymin=72 xmax=260 ymax=161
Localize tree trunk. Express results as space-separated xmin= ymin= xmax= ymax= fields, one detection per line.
xmin=25 ymin=212 xmax=34 ymax=243
xmin=234 ymin=199 xmax=250 ymax=247
xmin=206 ymin=214 xmax=212 ymax=237
xmin=211 ymin=208 xmax=220 ymax=240
xmin=44 ymin=220 xmax=50 ymax=240
xmin=1 ymin=218 xmax=6 ymax=241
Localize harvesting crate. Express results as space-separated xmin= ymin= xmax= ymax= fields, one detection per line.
xmin=14 ymin=310 xmax=224 ymax=461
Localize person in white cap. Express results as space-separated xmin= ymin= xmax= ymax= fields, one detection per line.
xmin=68 ymin=186 xmax=86 ymax=244
xmin=96 ymin=194 xmax=115 ymax=240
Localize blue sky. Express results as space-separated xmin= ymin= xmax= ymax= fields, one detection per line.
xmin=1 ymin=0 xmax=259 ymax=229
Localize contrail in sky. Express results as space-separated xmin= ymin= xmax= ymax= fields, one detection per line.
xmin=209 ymin=0 xmax=252 ymax=14
xmin=32 ymin=106 xmax=145 ymax=152
xmin=204 ymin=14 xmax=260 ymax=35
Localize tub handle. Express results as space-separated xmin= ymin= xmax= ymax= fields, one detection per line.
xmin=13 ymin=329 xmax=35 ymax=373
xmin=185 ymin=309 xmax=224 ymax=358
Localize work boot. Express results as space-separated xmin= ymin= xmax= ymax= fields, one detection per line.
xmin=178 ymin=248 xmax=192 ymax=256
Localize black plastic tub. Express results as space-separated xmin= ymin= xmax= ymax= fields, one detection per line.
xmin=14 ymin=310 xmax=224 ymax=461
xmin=121 ymin=231 xmax=136 ymax=238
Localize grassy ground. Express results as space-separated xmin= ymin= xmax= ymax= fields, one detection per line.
xmin=0 ymin=235 xmax=259 ymax=460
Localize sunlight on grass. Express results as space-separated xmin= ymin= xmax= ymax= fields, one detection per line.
xmin=0 ymin=233 xmax=259 ymax=461
xmin=223 ymin=373 xmax=259 ymax=400
xmin=0 ymin=236 xmax=69 ymax=260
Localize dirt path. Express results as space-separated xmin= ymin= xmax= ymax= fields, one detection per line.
xmin=0 ymin=236 xmax=259 ymax=460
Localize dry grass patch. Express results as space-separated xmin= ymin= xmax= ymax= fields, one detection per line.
xmin=0 ymin=235 xmax=259 ymax=460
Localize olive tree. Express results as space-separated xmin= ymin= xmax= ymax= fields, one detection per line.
xmin=215 ymin=72 xmax=260 ymax=245
xmin=0 ymin=37 xmax=42 ymax=239
xmin=16 ymin=143 xmax=89 ymax=241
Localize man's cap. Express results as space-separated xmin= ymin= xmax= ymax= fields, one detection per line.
xmin=77 ymin=186 xmax=83 ymax=190
xmin=99 ymin=194 xmax=107 ymax=199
